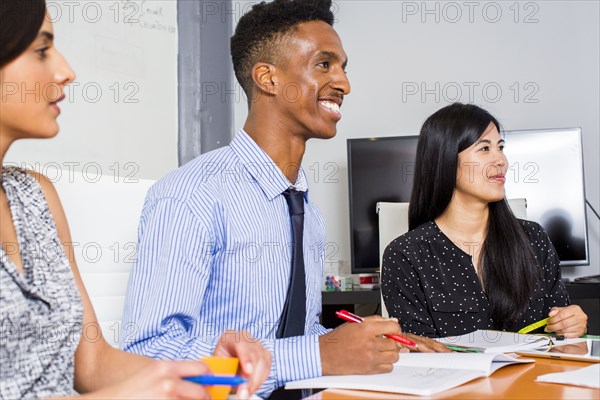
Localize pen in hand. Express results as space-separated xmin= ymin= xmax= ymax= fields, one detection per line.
xmin=517 ymin=317 xmax=549 ymax=334
xmin=184 ymin=375 xmax=247 ymax=386
xmin=335 ymin=310 xmax=417 ymax=347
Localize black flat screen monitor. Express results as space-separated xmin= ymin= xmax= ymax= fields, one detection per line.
xmin=347 ymin=128 xmax=588 ymax=274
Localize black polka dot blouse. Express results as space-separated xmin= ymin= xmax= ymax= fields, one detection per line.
xmin=381 ymin=220 xmax=570 ymax=338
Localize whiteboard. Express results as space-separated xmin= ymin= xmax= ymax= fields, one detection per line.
xmin=6 ymin=0 xmax=178 ymax=181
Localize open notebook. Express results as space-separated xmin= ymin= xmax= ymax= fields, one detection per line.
xmin=436 ymin=329 xmax=553 ymax=353
xmin=285 ymin=353 xmax=534 ymax=396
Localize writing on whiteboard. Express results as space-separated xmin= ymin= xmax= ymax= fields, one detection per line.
xmin=115 ymin=0 xmax=176 ymax=34
xmin=45 ymin=1 xmax=176 ymax=34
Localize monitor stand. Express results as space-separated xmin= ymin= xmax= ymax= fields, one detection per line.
xmin=574 ymin=274 xmax=600 ymax=284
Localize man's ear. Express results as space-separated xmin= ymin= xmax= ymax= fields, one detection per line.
xmin=251 ymin=62 xmax=278 ymax=97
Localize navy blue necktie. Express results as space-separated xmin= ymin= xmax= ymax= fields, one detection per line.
xmin=276 ymin=188 xmax=307 ymax=339
xmin=269 ymin=189 xmax=307 ymax=400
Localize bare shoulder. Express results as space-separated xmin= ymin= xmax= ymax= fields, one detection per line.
xmin=25 ymin=169 xmax=54 ymax=186
xmin=25 ymin=170 xmax=61 ymax=205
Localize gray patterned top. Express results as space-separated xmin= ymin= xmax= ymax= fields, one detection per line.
xmin=1 ymin=166 xmax=83 ymax=399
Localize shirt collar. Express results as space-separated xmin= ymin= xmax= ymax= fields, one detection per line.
xmin=230 ymin=129 xmax=309 ymax=201
xmin=291 ymin=170 xmax=308 ymax=192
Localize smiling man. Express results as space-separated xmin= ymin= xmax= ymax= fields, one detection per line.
xmin=121 ymin=0 xmax=407 ymax=398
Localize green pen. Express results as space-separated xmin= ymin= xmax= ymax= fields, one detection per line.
xmin=445 ymin=345 xmax=483 ymax=353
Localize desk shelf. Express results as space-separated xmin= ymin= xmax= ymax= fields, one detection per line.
xmin=321 ymin=289 xmax=380 ymax=305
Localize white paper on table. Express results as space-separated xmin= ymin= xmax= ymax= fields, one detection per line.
xmin=536 ymin=364 xmax=600 ymax=388
xmin=436 ymin=330 xmax=552 ymax=353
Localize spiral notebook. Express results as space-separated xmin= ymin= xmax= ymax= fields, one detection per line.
xmin=285 ymin=353 xmax=534 ymax=396
xmin=435 ymin=329 xmax=553 ymax=353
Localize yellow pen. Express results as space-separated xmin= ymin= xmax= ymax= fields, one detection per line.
xmin=518 ymin=317 xmax=549 ymax=334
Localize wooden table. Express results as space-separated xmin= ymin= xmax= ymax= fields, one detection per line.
xmin=304 ymin=358 xmax=599 ymax=399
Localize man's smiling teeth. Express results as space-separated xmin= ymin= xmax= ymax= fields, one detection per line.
xmin=319 ymin=100 xmax=340 ymax=114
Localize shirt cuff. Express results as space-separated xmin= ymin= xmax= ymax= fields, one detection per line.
xmin=272 ymin=334 xmax=323 ymax=388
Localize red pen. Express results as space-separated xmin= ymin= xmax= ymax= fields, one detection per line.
xmin=335 ymin=310 xmax=417 ymax=347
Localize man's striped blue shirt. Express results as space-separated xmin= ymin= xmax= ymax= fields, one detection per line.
xmin=121 ymin=130 xmax=329 ymax=397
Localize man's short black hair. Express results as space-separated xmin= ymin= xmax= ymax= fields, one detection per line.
xmin=231 ymin=0 xmax=334 ymax=98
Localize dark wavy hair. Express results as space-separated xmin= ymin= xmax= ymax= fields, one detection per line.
xmin=409 ymin=102 xmax=542 ymax=329
xmin=0 ymin=0 xmax=46 ymax=68
xmin=230 ymin=0 xmax=334 ymax=98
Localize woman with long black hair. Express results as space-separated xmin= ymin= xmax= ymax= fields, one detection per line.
xmin=381 ymin=103 xmax=588 ymax=338
xmin=0 ymin=1 xmax=270 ymax=398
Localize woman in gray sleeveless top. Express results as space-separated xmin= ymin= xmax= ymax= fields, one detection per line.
xmin=1 ymin=166 xmax=84 ymax=397
xmin=0 ymin=1 xmax=270 ymax=398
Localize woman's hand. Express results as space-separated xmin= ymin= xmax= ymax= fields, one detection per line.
xmin=403 ymin=333 xmax=453 ymax=353
xmin=212 ymin=330 xmax=272 ymax=399
xmin=81 ymin=360 xmax=211 ymax=399
xmin=546 ymin=305 xmax=588 ymax=338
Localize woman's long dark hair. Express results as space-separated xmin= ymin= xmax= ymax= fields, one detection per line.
xmin=409 ymin=103 xmax=542 ymax=329
xmin=0 ymin=0 xmax=46 ymax=68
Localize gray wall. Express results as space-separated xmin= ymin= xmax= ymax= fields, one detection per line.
xmin=178 ymin=0 xmax=234 ymax=165
xmin=233 ymin=0 xmax=600 ymax=279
